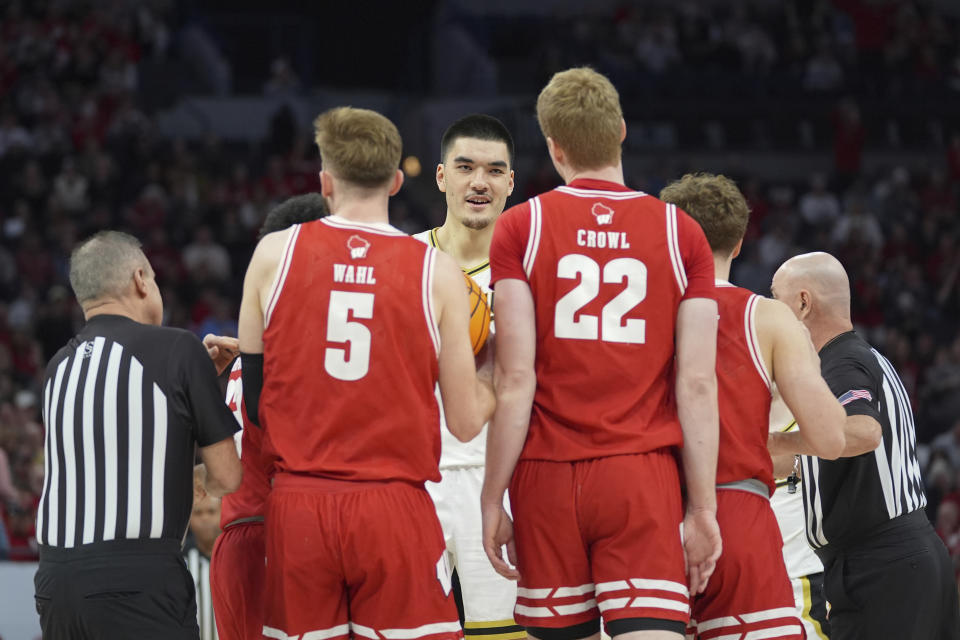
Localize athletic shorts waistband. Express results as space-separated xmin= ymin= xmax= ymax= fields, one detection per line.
xmin=272 ymin=472 xmax=423 ymax=493
xmin=39 ymin=537 xmax=182 ymax=562
xmin=717 ymin=478 xmax=770 ymax=498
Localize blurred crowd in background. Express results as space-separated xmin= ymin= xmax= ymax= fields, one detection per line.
xmin=1 ymin=0 xmax=960 ymax=579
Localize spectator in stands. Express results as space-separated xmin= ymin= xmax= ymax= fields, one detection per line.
xmin=934 ymin=420 xmax=960 ymax=472
xmin=183 ymin=226 xmax=231 ymax=284
xmin=798 ymin=172 xmax=841 ymax=236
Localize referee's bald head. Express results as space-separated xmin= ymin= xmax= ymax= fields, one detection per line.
xmin=772 ymin=251 xmax=851 ymax=324
xmin=69 ymin=231 xmax=152 ymax=305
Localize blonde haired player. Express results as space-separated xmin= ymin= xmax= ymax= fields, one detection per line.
xmin=414 ymin=114 xmax=523 ymax=639
xmin=484 ymin=67 xmax=721 ymax=640
xmin=238 ymin=107 xmax=494 ymax=640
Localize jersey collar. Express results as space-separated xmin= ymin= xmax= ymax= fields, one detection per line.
xmin=427 ymin=227 xmax=490 ymax=276
xmin=819 ymin=330 xmax=859 ymax=355
xmin=566 ymin=178 xmax=633 ymax=192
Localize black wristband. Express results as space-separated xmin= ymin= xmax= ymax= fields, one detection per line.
xmin=240 ymin=352 xmax=264 ymax=427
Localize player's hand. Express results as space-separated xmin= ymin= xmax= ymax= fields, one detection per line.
xmin=481 ymin=499 xmax=520 ymax=580
xmin=203 ymin=334 xmax=239 ymax=375
xmin=682 ymin=508 xmax=722 ymax=595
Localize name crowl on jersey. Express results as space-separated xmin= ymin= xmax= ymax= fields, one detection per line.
xmin=575 ymin=202 xmax=631 ymax=250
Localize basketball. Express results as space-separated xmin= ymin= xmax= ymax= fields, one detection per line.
xmin=465 ymin=272 xmax=491 ymax=355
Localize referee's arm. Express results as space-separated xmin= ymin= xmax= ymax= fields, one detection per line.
xmin=819 ymin=354 xmax=883 ymax=457
xmin=180 ymin=333 xmax=242 ymax=496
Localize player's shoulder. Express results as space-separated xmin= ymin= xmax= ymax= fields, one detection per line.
xmin=258 ymin=226 xmax=295 ymax=252
xmin=754 ymin=295 xmax=804 ymax=337
xmin=411 ymin=228 xmax=431 ymax=245
xmin=754 ymin=294 xmax=794 ymax=318
xmin=501 ymin=198 xmax=533 ymax=219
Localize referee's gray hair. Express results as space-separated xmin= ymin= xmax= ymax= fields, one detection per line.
xmin=69 ymin=231 xmax=151 ymax=304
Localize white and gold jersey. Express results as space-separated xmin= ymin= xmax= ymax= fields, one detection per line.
xmin=413 ymin=228 xmax=492 ymax=469
xmin=769 ymin=390 xmax=824 ymax=579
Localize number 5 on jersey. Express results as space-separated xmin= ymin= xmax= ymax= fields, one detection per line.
xmin=554 ymin=254 xmax=647 ymax=344
xmin=325 ymin=290 xmax=374 ymax=380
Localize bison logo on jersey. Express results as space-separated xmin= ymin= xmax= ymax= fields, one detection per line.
xmin=347 ymin=235 xmax=370 ymax=259
xmin=591 ymin=202 xmax=614 ymax=225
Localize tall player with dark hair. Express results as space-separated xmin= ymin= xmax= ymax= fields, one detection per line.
xmin=660 ymin=173 xmax=846 ymax=640
xmin=239 ymin=107 xmax=494 ymax=640
xmin=414 ymin=115 xmax=524 ymax=638
xmin=209 ymin=193 xmax=328 ymax=640
xmin=483 ymin=68 xmax=721 ymax=639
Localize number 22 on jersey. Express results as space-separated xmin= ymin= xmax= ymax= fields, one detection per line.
xmin=325 ymin=290 xmax=374 ymax=381
xmin=554 ymin=254 xmax=647 ymax=344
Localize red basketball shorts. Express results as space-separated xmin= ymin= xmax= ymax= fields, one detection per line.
xmin=210 ymin=520 xmax=265 ymax=640
xmin=689 ymin=489 xmax=802 ymax=640
xmin=509 ymin=451 xmax=689 ymax=630
xmin=262 ymin=475 xmax=462 ymax=640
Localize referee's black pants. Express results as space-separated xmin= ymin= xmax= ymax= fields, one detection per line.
xmin=35 ymin=539 xmax=200 ymax=640
xmin=818 ymin=509 xmax=960 ymax=640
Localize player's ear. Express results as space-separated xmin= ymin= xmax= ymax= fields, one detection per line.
xmin=319 ymin=170 xmax=334 ymax=198
xmin=619 ymin=118 xmax=627 ymax=143
xmin=507 ymin=169 xmax=515 ymax=196
xmin=388 ymin=169 xmax=404 ymax=196
xmin=436 ymin=163 xmax=446 ymax=192
xmin=546 ymin=137 xmax=562 ymax=165
xmin=731 ymin=238 xmax=744 ymax=259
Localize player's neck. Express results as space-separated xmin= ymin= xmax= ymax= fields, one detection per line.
xmin=560 ymin=163 xmax=625 ymax=187
xmin=435 ymin=218 xmax=493 ymax=268
xmin=329 ymin=195 xmax=391 ymax=225
xmin=713 ymin=256 xmax=732 ymax=283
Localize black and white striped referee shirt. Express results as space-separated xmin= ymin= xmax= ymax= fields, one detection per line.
xmin=801 ymin=331 xmax=926 ymax=551
xmin=37 ymin=314 xmax=238 ymax=548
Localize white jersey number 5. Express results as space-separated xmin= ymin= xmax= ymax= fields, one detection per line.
xmin=325 ymin=291 xmax=374 ymax=380
xmin=554 ymin=254 xmax=647 ymax=343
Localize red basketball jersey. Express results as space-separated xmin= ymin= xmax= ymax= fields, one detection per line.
xmin=260 ymin=217 xmax=442 ymax=483
xmin=714 ymin=281 xmax=775 ymax=494
xmin=219 ymin=358 xmax=271 ymax=528
xmin=489 ymin=179 xmax=715 ymax=461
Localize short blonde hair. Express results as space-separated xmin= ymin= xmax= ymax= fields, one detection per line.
xmin=659 ymin=173 xmax=750 ymax=256
xmin=313 ymin=107 xmax=402 ymax=189
xmin=536 ymin=67 xmax=623 ymax=171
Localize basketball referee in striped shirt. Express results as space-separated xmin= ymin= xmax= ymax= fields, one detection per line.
xmin=34 ymin=231 xmax=242 ymax=640
xmin=769 ymin=252 xmax=960 ymax=640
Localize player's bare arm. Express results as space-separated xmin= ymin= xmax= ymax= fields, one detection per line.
xmin=434 ymin=249 xmax=493 ymax=441
xmin=238 ymin=229 xmax=290 ymax=355
xmin=771 ymin=453 xmax=799 ymax=479
xmin=480 ymin=278 xmax=535 ymax=581
xmin=769 ymin=414 xmax=881 ymax=459
xmin=237 ymin=229 xmax=289 ymax=425
xmin=675 ymin=296 xmax=722 ymax=595
xmin=199 ymin=437 xmax=242 ymax=497
xmin=759 ymin=298 xmax=846 ymax=460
